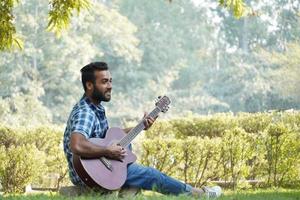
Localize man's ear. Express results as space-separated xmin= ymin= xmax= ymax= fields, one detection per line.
xmin=86 ymin=81 xmax=94 ymax=91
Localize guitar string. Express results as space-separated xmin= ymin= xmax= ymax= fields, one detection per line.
xmin=119 ymin=107 xmax=161 ymax=147
xmin=98 ymin=101 xmax=169 ymax=169
xmin=119 ymin=109 xmax=158 ymax=147
xmin=97 ymin=108 xmax=160 ymax=169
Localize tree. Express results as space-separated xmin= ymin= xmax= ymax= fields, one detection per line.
xmin=258 ymin=43 xmax=300 ymax=103
xmin=1 ymin=0 xmax=299 ymax=126
xmin=0 ymin=0 xmax=248 ymax=51
xmin=0 ymin=0 xmax=142 ymax=125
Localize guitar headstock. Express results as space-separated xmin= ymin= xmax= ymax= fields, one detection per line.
xmin=155 ymin=96 xmax=171 ymax=113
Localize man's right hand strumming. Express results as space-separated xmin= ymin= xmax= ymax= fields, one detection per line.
xmin=106 ymin=143 xmax=127 ymax=161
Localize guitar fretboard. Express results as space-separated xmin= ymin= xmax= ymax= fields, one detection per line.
xmin=118 ymin=107 xmax=161 ymax=147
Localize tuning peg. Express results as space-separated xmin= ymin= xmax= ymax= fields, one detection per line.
xmin=155 ymin=96 xmax=162 ymax=103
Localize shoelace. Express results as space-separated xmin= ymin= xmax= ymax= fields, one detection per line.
xmin=208 ymin=191 xmax=217 ymax=198
xmin=202 ymin=187 xmax=218 ymax=198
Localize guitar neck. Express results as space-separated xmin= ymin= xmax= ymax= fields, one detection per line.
xmin=118 ymin=107 xmax=161 ymax=147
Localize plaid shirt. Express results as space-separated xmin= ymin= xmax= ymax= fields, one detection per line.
xmin=63 ymin=95 xmax=109 ymax=185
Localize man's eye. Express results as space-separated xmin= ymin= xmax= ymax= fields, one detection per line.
xmin=101 ymin=79 xmax=112 ymax=84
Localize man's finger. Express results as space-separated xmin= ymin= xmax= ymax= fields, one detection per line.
xmin=121 ymin=153 xmax=128 ymax=157
xmin=121 ymin=149 xmax=126 ymax=154
xmin=143 ymin=112 xmax=148 ymax=118
xmin=144 ymin=119 xmax=149 ymax=126
xmin=148 ymin=117 xmax=155 ymax=123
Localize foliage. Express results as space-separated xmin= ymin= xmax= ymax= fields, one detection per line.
xmin=219 ymin=127 xmax=254 ymax=189
xmin=0 ymin=0 xmax=142 ymax=125
xmin=237 ymin=112 xmax=273 ymax=133
xmin=219 ymin=0 xmax=246 ymax=18
xmin=0 ymin=0 xmax=248 ymax=51
xmin=47 ymin=0 xmax=90 ymax=34
xmin=0 ymin=0 xmax=23 ymax=50
xmin=0 ymin=144 xmax=45 ymax=193
xmin=22 ymin=127 xmax=68 ymax=189
xmin=170 ymin=114 xmax=237 ymax=138
xmin=0 ymin=94 xmax=52 ymax=126
xmin=139 ymin=111 xmax=300 ymax=188
xmin=1 ymin=0 xmax=300 ymax=126
xmin=263 ymin=123 xmax=300 ymax=187
xmin=0 ymin=125 xmax=68 ymax=193
xmin=0 ymin=111 xmax=299 ymax=193
xmin=257 ymin=43 xmax=300 ymax=102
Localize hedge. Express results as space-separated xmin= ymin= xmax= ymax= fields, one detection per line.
xmin=0 ymin=126 xmax=68 ymax=193
xmin=142 ymin=111 xmax=300 ymax=189
xmin=0 ymin=111 xmax=299 ymax=193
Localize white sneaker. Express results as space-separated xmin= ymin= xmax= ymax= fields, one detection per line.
xmin=202 ymin=186 xmax=222 ymax=198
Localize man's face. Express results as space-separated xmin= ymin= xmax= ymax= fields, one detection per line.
xmin=91 ymin=70 xmax=112 ymax=102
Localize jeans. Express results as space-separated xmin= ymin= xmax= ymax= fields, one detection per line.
xmin=123 ymin=163 xmax=193 ymax=195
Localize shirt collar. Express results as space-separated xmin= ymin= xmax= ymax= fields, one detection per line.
xmin=82 ymin=94 xmax=105 ymax=113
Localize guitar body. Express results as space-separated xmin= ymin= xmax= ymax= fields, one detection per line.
xmin=72 ymin=127 xmax=137 ymax=190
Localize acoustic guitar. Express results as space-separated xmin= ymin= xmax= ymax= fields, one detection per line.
xmin=73 ymin=96 xmax=171 ymax=190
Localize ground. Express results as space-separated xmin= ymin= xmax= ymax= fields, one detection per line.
xmin=1 ymin=188 xmax=300 ymax=200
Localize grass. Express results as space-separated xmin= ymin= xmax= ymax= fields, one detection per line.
xmin=1 ymin=189 xmax=300 ymax=200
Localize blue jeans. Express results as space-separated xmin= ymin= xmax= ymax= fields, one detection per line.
xmin=123 ymin=163 xmax=193 ymax=195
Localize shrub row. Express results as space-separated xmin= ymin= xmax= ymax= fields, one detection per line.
xmin=145 ymin=111 xmax=300 ymax=138
xmin=141 ymin=111 xmax=300 ymax=189
xmin=0 ymin=126 xmax=68 ymax=193
xmin=0 ymin=111 xmax=299 ymax=193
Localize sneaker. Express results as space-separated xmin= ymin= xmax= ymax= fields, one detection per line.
xmin=202 ymin=186 xmax=222 ymax=198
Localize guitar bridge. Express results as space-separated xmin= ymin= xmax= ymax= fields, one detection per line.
xmin=99 ymin=157 xmax=113 ymax=171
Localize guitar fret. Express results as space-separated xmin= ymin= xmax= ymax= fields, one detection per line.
xmin=119 ymin=107 xmax=161 ymax=147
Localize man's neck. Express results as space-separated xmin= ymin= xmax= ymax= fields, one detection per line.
xmin=85 ymin=94 xmax=100 ymax=106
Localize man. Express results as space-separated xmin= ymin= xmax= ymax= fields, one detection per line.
xmin=63 ymin=62 xmax=222 ymax=198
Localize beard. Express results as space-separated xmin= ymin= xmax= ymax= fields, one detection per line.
xmin=92 ymin=87 xmax=111 ymax=102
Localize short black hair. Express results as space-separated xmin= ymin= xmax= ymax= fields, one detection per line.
xmin=80 ymin=62 xmax=108 ymax=91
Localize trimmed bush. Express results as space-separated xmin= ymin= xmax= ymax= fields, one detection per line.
xmin=0 ymin=111 xmax=299 ymax=193
xmin=262 ymin=123 xmax=300 ymax=187
xmin=0 ymin=125 xmax=68 ymax=193
xmin=140 ymin=111 xmax=300 ymax=188
xmin=0 ymin=144 xmax=45 ymax=193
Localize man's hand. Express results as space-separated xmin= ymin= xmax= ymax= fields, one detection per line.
xmin=143 ymin=112 xmax=157 ymax=130
xmin=106 ymin=143 xmax=127 ymax=162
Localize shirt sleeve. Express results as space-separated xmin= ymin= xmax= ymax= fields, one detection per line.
xmin=70 ymin=109 xmax=95 ymax=138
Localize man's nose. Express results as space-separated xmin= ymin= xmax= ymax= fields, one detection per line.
xmin=107 ymin=82 xmax=112 ymax=88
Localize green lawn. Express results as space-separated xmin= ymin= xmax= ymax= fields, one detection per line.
xmin=1 ymin=189 xmax=300 ymax=200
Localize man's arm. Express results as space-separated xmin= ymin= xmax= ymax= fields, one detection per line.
xmin=70 ymin=132 xmax=126 ymax=161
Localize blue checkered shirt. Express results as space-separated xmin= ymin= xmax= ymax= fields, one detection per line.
xmin=63 ymin=95 xmax=109 ymax=185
